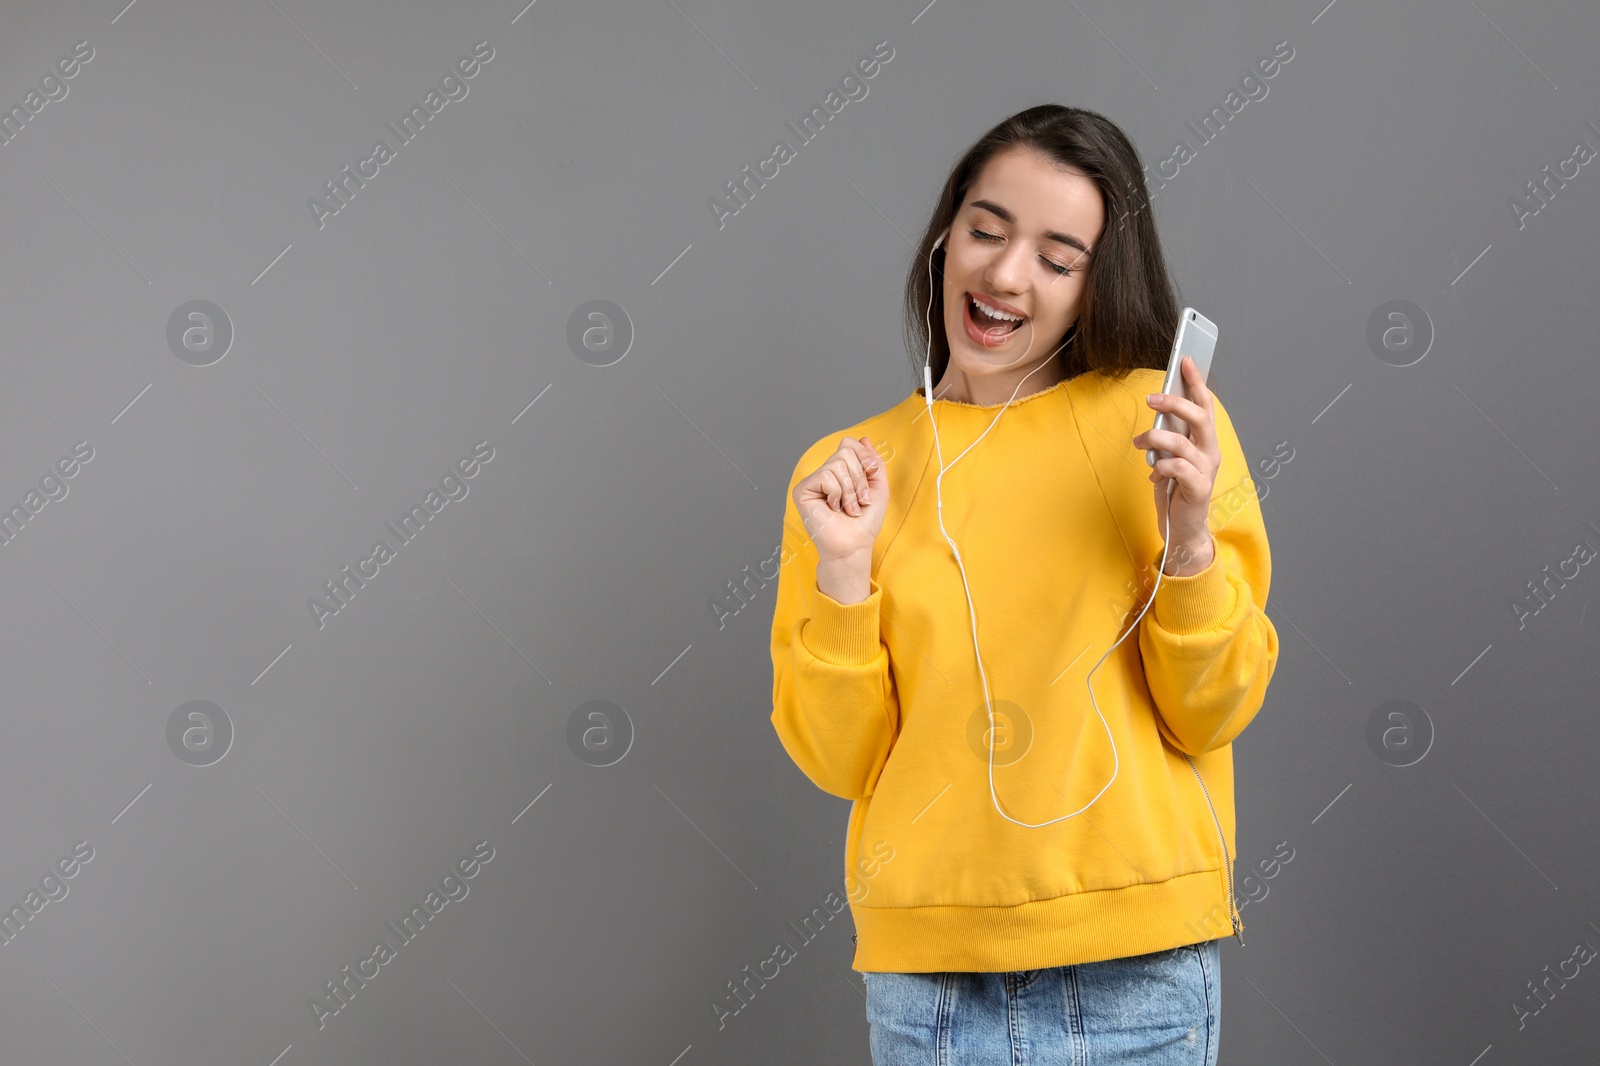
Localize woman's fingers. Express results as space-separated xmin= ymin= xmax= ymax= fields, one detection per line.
xmin=1172 ymin=358 xmax=1216 ymax=450
xmin=848 ymin=436 xmax=883 ymax=480
xmin=834 ymin=441 xmax=872 ymax=514
xmin=833 ymin=436 xmax=886 ymax=515
xmin=1139 ymin=375 xmax=1215 ymax=470
xmin=1141 ymin=425 xmax=1201 ymax=465
xmin=820 ymin=460 xmax=858 ymax=515
xmin=801 ymin=437 xmax=885 ymax=523
xmin=833 ymin=461 xmax=861 ymax=515
xmin=792 ymin=437 xmax=892 ymax=564
xmin=1154 ymin=396 xmax=1204 ymax=433
xmin=816 ymin=468 xmax=843 ymax=514
xmin=1144 ymin=362 xmax=1211 ymax=441
xmin=1147 ymin=454 xmax=1200 ymax=486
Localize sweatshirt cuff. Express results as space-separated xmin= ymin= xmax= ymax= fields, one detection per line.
xmin=802 ymin=577 xmax=884 ymax=666
xmin=1151 ymin=542 xmax=1236 ymax=635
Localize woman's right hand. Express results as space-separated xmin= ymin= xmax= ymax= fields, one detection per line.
xmin=793 ymin=436 xmax=889 ymax=563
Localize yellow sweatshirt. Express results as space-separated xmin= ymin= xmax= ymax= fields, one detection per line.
xmin=769 ymin=367 xmax=1280 ymax=973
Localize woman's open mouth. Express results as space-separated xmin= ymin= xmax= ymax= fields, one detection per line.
xmin=963 ymin=292 xmax=1027 ymax=348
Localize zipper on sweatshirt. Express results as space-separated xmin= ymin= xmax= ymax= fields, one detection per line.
xmin=1185 ymin=753 xmax=1244 ymax=945
xmin=847 ymin=799 xmax=859 ymax=948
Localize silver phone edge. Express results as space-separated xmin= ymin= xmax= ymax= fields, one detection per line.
xmin=1145 ymin=307 xmax=1215 ymax=467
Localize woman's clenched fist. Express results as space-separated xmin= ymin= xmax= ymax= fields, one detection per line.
xmin=793 ymin=436 xmax=889 ymax=563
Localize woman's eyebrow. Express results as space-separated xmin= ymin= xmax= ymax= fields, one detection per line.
xmin=968 ymin=198 xmax=1090 ymax=256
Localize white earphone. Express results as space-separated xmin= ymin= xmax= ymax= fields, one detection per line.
xmin=922 ymin=224 xmax=1181 ymax=828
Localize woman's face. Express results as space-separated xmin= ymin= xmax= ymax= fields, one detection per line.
xmin=941 ymin=146 xmax=1104 ymax=376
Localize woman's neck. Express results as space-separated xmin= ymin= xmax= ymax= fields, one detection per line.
xmin=933 ymin=357 xmax=1068 ymax=406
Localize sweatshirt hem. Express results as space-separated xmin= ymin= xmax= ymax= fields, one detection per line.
xmin=849 ymin=868 xmax=1239 ymax=973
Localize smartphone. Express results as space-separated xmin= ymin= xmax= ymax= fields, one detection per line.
xmin=1145 ymin=308 xmax=1218 ymax=467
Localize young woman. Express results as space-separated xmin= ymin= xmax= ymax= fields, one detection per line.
xmin=769 ymin=105 xmax=1280 ymax=1063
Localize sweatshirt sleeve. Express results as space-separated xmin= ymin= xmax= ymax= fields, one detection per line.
xmin=769 ymin=449 xmax=900 ymax=801
xmin=1137 ymin=392 xmax=1280 ymax=755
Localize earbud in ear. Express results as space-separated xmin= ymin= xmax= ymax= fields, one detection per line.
xmin=933 ymin=226 xmax=950 ymax=251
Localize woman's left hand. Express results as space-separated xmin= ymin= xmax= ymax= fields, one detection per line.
xmin=1130 ymin=356 xmax=1220 ymax=575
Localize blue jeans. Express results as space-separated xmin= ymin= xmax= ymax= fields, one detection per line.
xmin=863 ymin=939 xmax=1220 ymax=1065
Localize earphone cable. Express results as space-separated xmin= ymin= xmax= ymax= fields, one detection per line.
xmin=915 ymin=229 xmax=1242 ymax=936
xmin=921 ymin=232 xmax=1178 ymax=828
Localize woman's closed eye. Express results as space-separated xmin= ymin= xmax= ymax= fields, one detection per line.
xmin=968 ymin=227 xmax=1076 ymax=276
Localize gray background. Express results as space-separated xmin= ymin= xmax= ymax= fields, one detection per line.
xmin=0 ymin=0 xmax=1595 ymax=1062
